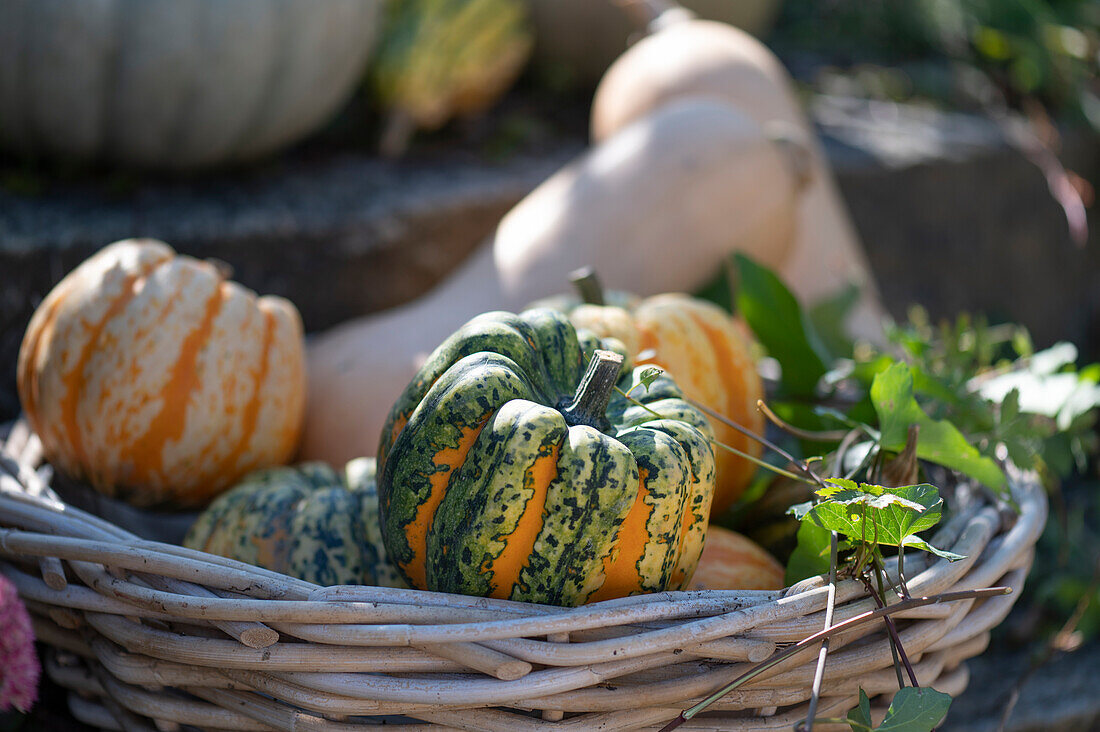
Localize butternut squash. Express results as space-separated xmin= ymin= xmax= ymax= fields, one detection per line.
xmin=301 ymin=97 xmax=807 ymax=464
xmin=590 ymin=0 xmax=886 ymax=340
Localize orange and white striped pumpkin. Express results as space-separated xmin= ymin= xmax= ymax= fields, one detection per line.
xmin=17 ymin=239 xmax=307 ymax=508
xmin=536 ymin=288 xmax=765 ymax=515
xmin=687 ymin=525 xmax=784 ymax=591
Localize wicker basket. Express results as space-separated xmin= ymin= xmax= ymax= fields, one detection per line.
xmin=0 ymin=419 xmax=1046 ymax=732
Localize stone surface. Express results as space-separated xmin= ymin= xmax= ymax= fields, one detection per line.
xmin=817 ymin=95 xmax=1100 ymax=353
xmin=942 ymin=641 xmax=1100 ymax=731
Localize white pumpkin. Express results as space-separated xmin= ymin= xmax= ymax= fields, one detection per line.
xmin=0 ymin=0 xmax=381 ymax=169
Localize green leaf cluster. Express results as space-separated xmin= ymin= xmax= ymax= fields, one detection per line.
xmin=846 ymin=687 xmax=952 ymax=732
xmin=729 ymin=254 xmax=1100 ymax=495
xmin=788 ymin=480 xmax=963 ymax=584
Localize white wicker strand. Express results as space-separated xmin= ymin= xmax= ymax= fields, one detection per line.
xmin=83 ymin=612 xmax=486 ymax=673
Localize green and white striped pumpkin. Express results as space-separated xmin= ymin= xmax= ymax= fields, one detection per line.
xmin=184 ymin=458 xmax=404 ymax=588
xmin=377 ymin=308 xmax=717 ymax=607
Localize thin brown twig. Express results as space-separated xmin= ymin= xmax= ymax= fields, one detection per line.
xmin=616 ymin=388 xmax=810 ymax=484
xmin=686 ymin=397 xmax=830 ymax=490
xmin=757 ymin=399 xmax=853 ymax=443
xmin=867 ymin=559 xmax=919 ymax=688
xmin=658 ymin=586 xmax=1011 ymax=731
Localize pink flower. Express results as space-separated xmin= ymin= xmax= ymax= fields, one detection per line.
xmin=0 ymin=574 xmax=39 ymax=713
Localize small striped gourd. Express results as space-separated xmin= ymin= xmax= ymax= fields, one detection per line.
xmin=184 ymin=459 xmax=404 ymax=588
xmin=377 ymin=309 xmax=717 ymax=607
xmin=530 ymin=270 xmax=764 ymax=515
xmin=371 ymin=0 xmax=533 ymax=155
xmin=17 ymin=239 xmax=306 ymax=508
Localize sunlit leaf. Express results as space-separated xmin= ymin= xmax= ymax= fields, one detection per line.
xmin=734 ymin=254 xmax=829 ymax=397
xmin=872 ymin=363 xmax=1006 ymax=493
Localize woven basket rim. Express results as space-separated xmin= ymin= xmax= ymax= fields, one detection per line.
xmin=0 ymin=420 xmax=1048 ymax=731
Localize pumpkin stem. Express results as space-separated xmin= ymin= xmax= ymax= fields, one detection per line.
xmin=560 ymin=350 xmax=623 ymax=431
xmin=380 ymin=111 xmax=416 ymax=159
xmin=570 ymin=267 xmax=606 ymax=306
xmin=612 ymin=0 xmax=695 ymax=32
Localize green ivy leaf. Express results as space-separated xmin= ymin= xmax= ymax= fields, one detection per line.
xmin=876 ymin=687 xmax=952 ymax=732
xmin=818 ymin=479 xmax=927 ymax=513
xmin=871 ymin=363 xmax=1007 ymax=493
xmin=734 ymin=254 xmax=830 ymax=397
xmin=847 ymin=688 xmax=874 ymax=732
xmin=637 ymin=367 xmax=664 ymax=393
xmin=903 ymin=536 xmax=966 ymax=561
xmin=798 ymin=483 xmax=960 ymax=559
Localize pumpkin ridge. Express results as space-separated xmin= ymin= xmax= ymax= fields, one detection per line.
xmin=378 ymin=314 xmax=559 ymax=466
xmin=114 ymin=273 xmax=225 ymax=494
xmin=18 ymin=286 xmax=70 ymax=437
xmin=208 ymin=305 xmax=275 ymax=489
xmin=521 ymin=308 xmax=586 ymax=402
xmin=586 ymin=466 xmax=653 ymax=604
xmin=404 ymin=416 xmax=488 ymax=590
xmin=382 ymin=352 xmax=542 ymax=582
xmin=619 ymin=425 xmax=698 ymax=593
xmin=423 ymin=400 xmax=568 ymax=599
xmin=651 ymin=421 xmax=716 ymax=588
xmin=59 ymin=271 xmax=150 ymax=477
xmin=484 ymin=420 xmax=561 ymax=599
xmin=688 ymin=306 xmax=764 ymax=505
xmin=519 ymin=430 xmax=637 ymax=606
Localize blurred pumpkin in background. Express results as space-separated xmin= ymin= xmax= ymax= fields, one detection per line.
xmin=370 ymin=0 xmax=535 ymax=156
xmin=530 ymin=270 xmax=766 ymax=516
xmin=0 ymin=0 xmax=383 ymax=169
xmin=687 ymin=525 xmax=785 ymax=591
xmin=185 ymin=458 xmax=405 ymax=588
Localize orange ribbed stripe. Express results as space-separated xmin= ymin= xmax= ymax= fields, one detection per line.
xmin=58 ymin=275 xmax=145 ymax=472
xmin=586 ymin=469 xmax=653 ymax=604
xmin=403 ymin=419 xmax=488 ymax=589
xmin=686 ymin=309 xmax=762 ymax=509
xmin=203 ymin=304 xmax=275 ymax=502
xmin=117 ymin=281 xmax=225 ymax=492
xmin=485 ymin=440 xmax=560 ymax=599
xmin=18 ymin=292 xmax=69 ymax=435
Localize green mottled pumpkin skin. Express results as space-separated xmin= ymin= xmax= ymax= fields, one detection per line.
xmin=377 ymin=309 xmax=716 ymax=607
xmin=184 ymin=459 xmax=405 ymax=588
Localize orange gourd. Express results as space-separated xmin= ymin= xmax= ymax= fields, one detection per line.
xmin=18 ymin=239 xmax=307 ymax=508
xmin=687 ymin=525 xmax=784 ymax=591
xmin=532 ymin=270 xmax=764 ymax=515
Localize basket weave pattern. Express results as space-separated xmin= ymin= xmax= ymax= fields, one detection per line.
xmin=0 ymin=420 xmax=1046 ymax=731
